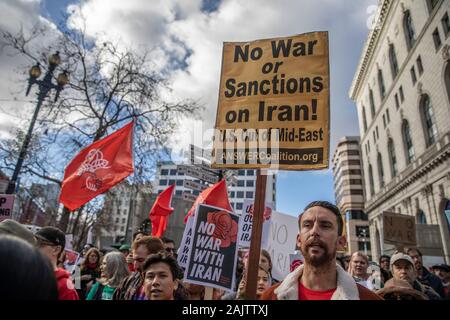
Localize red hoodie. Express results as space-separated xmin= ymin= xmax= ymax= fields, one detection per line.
xmin=55 ymin=268 xmax=79 ymax=300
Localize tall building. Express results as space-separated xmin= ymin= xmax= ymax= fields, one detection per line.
xmin=332 ymin=136 xmax=371 ymax=257
xmin=349 ymin=0 xmax=450 ymax=264
xmin=154 ymin=161 xmax=277 ymax=213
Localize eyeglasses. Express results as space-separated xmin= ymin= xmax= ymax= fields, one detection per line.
xmin=134 ymin=257 xmax=146 ymax=263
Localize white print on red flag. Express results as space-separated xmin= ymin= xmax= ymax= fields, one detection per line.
xmin=238 ymin=199 xmax=273 ymax=248
xmin=76 ymin=149 xmax=111 ymax=191
xmin=184 ymin=204 xmax=242 ymax=292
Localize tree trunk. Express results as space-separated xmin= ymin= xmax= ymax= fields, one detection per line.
xmin=59 ymin=206 xmax=71 ymax=233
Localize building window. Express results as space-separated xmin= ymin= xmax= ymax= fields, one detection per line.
xmin=122 ymin=218 xmax=126 ymax=224
xmin=442 ymin=12 xmax=449 ymax=37
xmin=115 ymin=218 xmax=119 ymax=223
xmin=161 ymin=169 xmax=168 ymax=175
xmin=388 ymin=138 xmax=398 ymax=178
xmin=377 ymin=152 xmax=385 ymax=188
xmin=383 ymin=114 xmax=386 ymax=128
xmin=356 ymin=226 xmax=370 ymax=238
xmin=246 ymin=170 xmax=254 ymax=176
xmin=178 ymin=171 xmax=184 ymax=176
xmin=246 ymin=192 xmax=254 ymax=199
xmin=402 ymin=120 xmax=415 ymax=164
xmin=368 ymin=164 xmax=375 ymax=197
xmin=120 ymin=226 xmax=125 ymax=232
xmin=176 ymin=180 xmax=183 ymax=186
xmin=417 ymin=210 xmax=427 ymax=224
xmin=399 ymin=86 xmax=404 ymax=102
xmin=389 ymin=44 xmax=399 ymax=79
xmin=362 ymin=106 xmax=368 ymax=132
xmin=426 ymin=0 xmax=439 ymax=13
xmin=395 ymin=93 xmax=400 ymax=110
xmin=369 ymin=89 xmax=376 ymax=118
xmin=376 ymin=126 xmax=379 ymax=139
xmin=358 ymin=241 xmax=371 ymax=252
xmin=420 ymin=94 xmax=438 ymax=146
xmin=193 ymin=190 xmax=200 ymax=196
xmin=410 ymin=66 xmax=417 ymax=85
xmin=403 ymin=10 xmax=416 ymax=51
xmin=386 ymin=108 xmax=390 ymax=123
xmin=445 ymin=62 xmax=450 ymax=103
xmin=237 ymin=180 xmax=245 ymax=187
xmin=373 ymin=131 xmax=376 ymax=144
xmin=236 ymin=203 xmax=243 ymax=210
xmin=159 ymin=180 xmax=167 ymax=186
xmin=378 ymin=69 xmax=386 ymax=99
xmin=238 ymin=170 xmax=246 ymax=176
xmin=230 ymin=191 xmax=235 ymax=198
xmin=175 ymin=190 xmax=182 ymax=196
xmin=168 ymin=180 xmax=175 ymax=185
xmin=416 ymin=56 xmax=424 ymax=75
xmin=432 ymin=28 xmax=442 ymax=50
xmin=246 ymin=180 xmax=254 ymax=187
xmin=237 ymin=191 xmax=244 ymax=198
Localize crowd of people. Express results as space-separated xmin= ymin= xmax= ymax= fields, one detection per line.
xmin=0 ymin=200 xmax=449 ymax=300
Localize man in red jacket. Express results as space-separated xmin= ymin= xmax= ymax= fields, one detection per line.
xmin=36 ymin=227 xmax=79 ymax=300
xmin=261 ymin=201 xmax=381 ymax=300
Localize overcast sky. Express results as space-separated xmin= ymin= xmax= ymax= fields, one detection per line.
xmin=0 ymin=0 xmax=377 ymax=216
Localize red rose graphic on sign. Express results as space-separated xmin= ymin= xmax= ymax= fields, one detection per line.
xmin=207 ymin=210 xmax=238 ymax=248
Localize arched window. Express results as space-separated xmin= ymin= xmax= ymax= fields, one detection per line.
xmin=377 ymin=152 xmax=385 ymax=188
xmin=417 ymin=210 xmax=427 ymax=224
xmin=403 ymin=10 xmax=416 ymax=50
xmin=378 ymin=69 xmax=386 ymax=99
xmin=402 ymin=120 xmax=415 ymax=163
xmin=362 ymin=106 xmax=368 ymax=132
xmin=387 ymin=138 xmax=398 ymax=178
xmin=368 ymin=164 xmax=375 ymax=196
xmin=420 ymin=94 xmax=438 ymax=146
xmin=369 ymin=89 xmax=376 ymax=118
xmin=389 ymin=44 xmax=399 ymax=79
xmin=445 ymin=62 xmax=450 ymax=103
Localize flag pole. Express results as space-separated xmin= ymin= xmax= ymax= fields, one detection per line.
xmin=244 ymin=169 xmax=267 ymax=300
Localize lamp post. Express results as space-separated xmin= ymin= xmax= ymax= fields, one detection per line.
xmin=6 ymin=52 xmax=68 ymax=194
xmin=360 ymin=228 xmax=368 ymax=256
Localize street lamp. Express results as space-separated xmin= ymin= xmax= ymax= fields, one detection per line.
xmin=359 ymin=228 xmax=369 ymax=256
xmin=6 ymin=52 xmax=68 ymax=194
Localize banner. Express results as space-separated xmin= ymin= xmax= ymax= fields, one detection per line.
xmin=0 ymin=194 xmax=15 ymax=222
xmin=212 ymin=32 xmax=330 ymax=170
xmin=383 ymin=212 xmax=416 ymax=246
xmin=177 ymin=216 xmax=195 ymax=269
xmin=64 ymin=249 xmax=80 ymax=274
xmin=184 ymin=204 xmax=241 ymax=291
xmin=238 ymin=199 xmax=273 ymax=248
xmin=263 ymin=211 xmax=298 ymax=281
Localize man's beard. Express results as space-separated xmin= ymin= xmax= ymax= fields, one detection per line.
xmin=302 ymin=238 xmax=335 ymax=268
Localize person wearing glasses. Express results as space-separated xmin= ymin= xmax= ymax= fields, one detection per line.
xmin=35 ymin=226 xmax=79 ymax=300
xmin=161 ymin=237 xmax=176 ymax=258
xmin=112 ymin=236 xmax=164 ymax=300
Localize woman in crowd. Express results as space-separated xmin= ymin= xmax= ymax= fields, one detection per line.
xmin=87 ymin=251 xmax=130 ymax=300
xmin=78 ymin=247 xmax=102 ymax=299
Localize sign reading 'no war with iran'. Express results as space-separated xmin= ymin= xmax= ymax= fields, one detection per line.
xmin=212 ymin=32 xmax=330 ymax=170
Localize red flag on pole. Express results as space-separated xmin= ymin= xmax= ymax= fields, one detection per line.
xmin=149 ymin=184 xmax=175 ymax=237
xmin=59 ymin=121 xmax=134 ymax=211
xmin=184 ymin=179 xmax=232 ymax=223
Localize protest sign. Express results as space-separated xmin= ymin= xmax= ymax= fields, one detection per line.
xmin=184 ymin=204 xmax=241 ymax=291
xmin=0 ymin=194 xmax=15 ymax=222
xmin=64 ymin=249 xmax=80 ymax=274
xmin=177 ymin=216 xmax=194 ymax=268
xmin=212 ymin=32 xmax=330 ymax=170
xmin=383 ymin=212 xmax=416 ymax=246
xmin=264 ymin=211 xmax=298 ymax=281
xmin=238 ymin=199 xmax=273 ymax=248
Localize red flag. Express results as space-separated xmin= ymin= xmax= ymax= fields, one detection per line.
xmin=184 ymin=179 xmax=232 ymax=223
xmin=59 ymin=121 xmax=134 ymax=211
xmin=149 ymin=184 xmax=175 ymax=237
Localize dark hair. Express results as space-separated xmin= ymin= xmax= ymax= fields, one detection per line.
xmin=80 ymin=248 xmax=101 ymax=272
xmin=132 ymin=236 xmax=164 ymax=254
xmin=0 ymin=235 xmax=58 ymax=300
xmin=379 ymin=255 xmax=391 ymax=264
xmin=406 ymin=248 xmax=423 ymax=257
xmin=298 ymin=201 xmax=344 ymax=236
xmin=143 ymin=251 xmax=181 ymax=280
xmin=161 ymin=237 xmax=175 ymax=245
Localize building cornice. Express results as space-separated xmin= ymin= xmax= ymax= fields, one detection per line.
xmin=349 ymin=0 xmax=393 ymax=101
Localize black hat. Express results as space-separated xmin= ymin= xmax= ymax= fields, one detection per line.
xmin=432 ymin=264 xmax=450 ymax=272
xmin=35 ymin=227 xmax=66 ymax=248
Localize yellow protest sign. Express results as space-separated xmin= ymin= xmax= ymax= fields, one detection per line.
xmin=212 ymin=31 xmax=329 ymax=170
